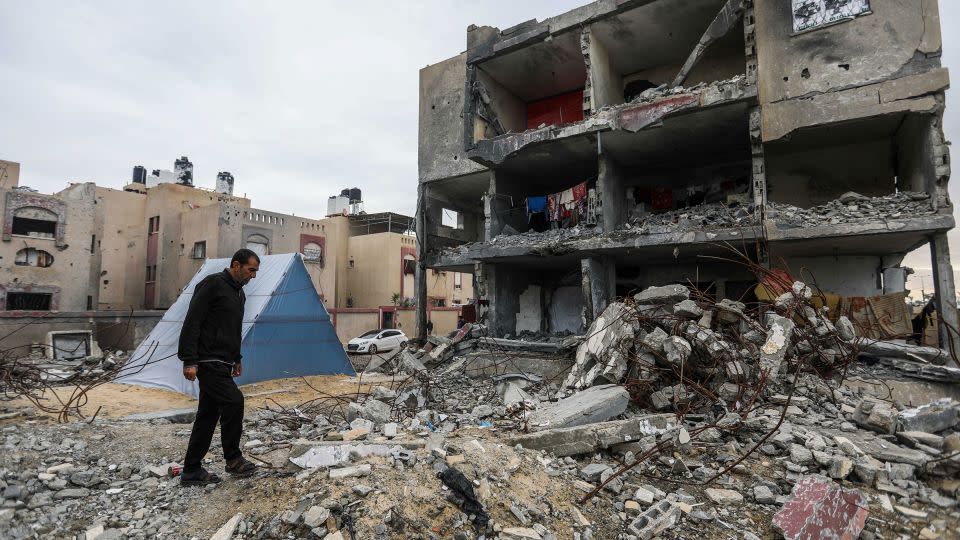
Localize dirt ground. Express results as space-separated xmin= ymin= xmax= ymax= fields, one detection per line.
xmin=3 ymin=373 xmax=411 ymax=420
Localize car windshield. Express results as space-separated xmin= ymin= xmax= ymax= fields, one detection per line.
xmin=359 ymin=330 xmax=380 ymax=338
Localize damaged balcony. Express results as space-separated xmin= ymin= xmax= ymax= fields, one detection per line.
xmin=764 ymin=112 xmax=955 ymax=260
xmin=436 ymin=96 xmax=760 ymax=268
xmin=464 ymin=0 xmax=753 ymax=168
xmin=422 ymin=171 xmax=490 ymax=272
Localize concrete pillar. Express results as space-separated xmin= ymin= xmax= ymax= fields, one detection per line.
xmin=415 ymin=183 xmax=428 ymax=342
xmin=598 ymin=153 xmax=627 ymax=233
xmin=929 ymin=232 xmax=960 ymax=352
xmin=882 ymin=267 xmax=908 ymax=295
xmin=581 ymin=256 xmax=614 ymax=326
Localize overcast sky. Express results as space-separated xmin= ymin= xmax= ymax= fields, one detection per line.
xmin=1 ymin=1 xmax=958 ymax=299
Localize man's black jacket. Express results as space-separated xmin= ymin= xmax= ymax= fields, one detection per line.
xmin=178 ymin=269 xmax=245 ymax=367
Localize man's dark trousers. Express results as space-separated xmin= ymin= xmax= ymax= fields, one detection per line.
xmin=184 ymin=363 xmax=244 ymax=472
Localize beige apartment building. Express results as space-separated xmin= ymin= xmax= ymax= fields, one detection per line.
xmin=1 ymin=159 xmax=473 ymax=343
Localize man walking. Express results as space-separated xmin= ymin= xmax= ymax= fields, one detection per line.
xmin=178 ymin=249 xmax=260 ymax=485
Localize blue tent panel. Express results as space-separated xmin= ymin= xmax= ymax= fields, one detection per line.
xmin=118 ymin=253 xmax=353 ymax=397
xmin=236 ymin=259 xmax=353 ymax=385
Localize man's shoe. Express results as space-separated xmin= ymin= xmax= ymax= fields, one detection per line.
xmin=180 ymin=468 xmax=222 ymax=487
xmin=225 ymin=457 xmax=258 ymax=477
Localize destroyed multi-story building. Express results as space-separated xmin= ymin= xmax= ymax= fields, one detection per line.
xmin=416 ymin=0 xmax=957 ymax=349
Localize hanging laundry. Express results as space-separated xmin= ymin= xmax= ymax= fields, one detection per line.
xmin=526 ymin=195 xmax=547 ymax=214
xmin=572 ymin=182 xmax=588 ymax=221
xmin=547 ymin=193 xmax=562 ymax=221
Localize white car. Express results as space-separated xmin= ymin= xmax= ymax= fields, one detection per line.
xmin=347 ymin=329 xmax=408 ymax=355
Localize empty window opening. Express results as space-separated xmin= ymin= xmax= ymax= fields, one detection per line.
xmin=14 ymin=248 xmax=54 ymax=267
xmin=403 ymin=257 xmax=416 ymax=275
xmin=11 ymin=207 xmax=57 ymax=238
xmin=623 ymin=79 xmax=656 ymax=102
xmin=191 ymin=241 xmax=207 ymax=259
xmin=441 ymin=209 xmax=463 ymax=230
xmin=454 ymin=272 xmax=463 ymax=289
xmin=148 ymin=216 xmax=160 ymax=234
xmin=6 ymin=292 xmax=52 ymax=311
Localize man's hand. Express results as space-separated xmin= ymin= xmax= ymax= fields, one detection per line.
xmin=183 ymin=366 xmax=197 ymax=381
xmin=232 ymin=363 xmax=242 ymax=377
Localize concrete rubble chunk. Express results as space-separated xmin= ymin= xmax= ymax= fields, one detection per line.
xmin=772 ymin=475 xmax=868 ymax=540
xmin=634 ymin=284 xmax=689 ymax=305
xmin=527 ymin=384 xmax=629 ymax=431
xmin=563 ymin=302 xmax=636 ymax=389
xmin=359 ymin=398 xmax=392 ymax=426
xmin=290 ymin=443 xmax=400 ymax=469
xmin=499 ymin=527 xmax=543 ymax=540
xmin=210 ymin=513 xmax=243 ymax=540
xmin=759 ymin=315 xmax=795 ymax=378
xmin=579 ymin=463 xmax=612 ymax=482
xmin=705 ymin=488 xmax=743 ymax=504
xmin=508 ymin=415 xmax=673 ymax=457
xmin=122 ymin=408 xmax=197 ymax=424
xmin=627 ymin=498 xmax=680 ymax=540
xmin=663 ymin=336 xmax=692 ymax=367
xmin=673 ymin=299 xmax=703 ymax=318
xmin=852 ymin=398 xmax=898 ymax=434
xmin=897 ymin=398 xmax=960 ymax=434
xmin=835 ymin=316 xmax=856 ymax=341
xmin=328 ymin=464 xmax=371 ymax=479
xmin=302 ymin=506 xmax=331 ymax=528
xmin=640 ymin=327 xmax=669 ymax=354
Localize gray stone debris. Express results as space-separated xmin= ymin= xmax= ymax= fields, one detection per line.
xmin=759 ymin=314 xmax=795 ymax=378
xmin=897 ymin=398 xmax=960 ymax=434
xmin=563 ymin=302 xmax=637 ymax=389
xmin=528 ymin=385 xmax=629 ymax=431
xmin=633 ymin=284 xmax=689 ymax=305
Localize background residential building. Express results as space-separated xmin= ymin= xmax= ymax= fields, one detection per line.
xmin=1 ymin=158 xmax=473 ymax=352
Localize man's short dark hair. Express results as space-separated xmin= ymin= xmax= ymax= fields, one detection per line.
xmin=231 ymin=248 xmax=260 ymax=266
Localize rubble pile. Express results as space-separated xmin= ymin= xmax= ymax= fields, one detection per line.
xmin=624 ymin=202 xmax=757 ymax=233
xmin=623 ymin=75 xmax=749 ymax=106
xmin=769 ymin=191 xmax=935 ymax=228
xmin=0 ymin=351 xmax=126 ymax=388
xmin=2 ymin=282 xmax=960 ymax=539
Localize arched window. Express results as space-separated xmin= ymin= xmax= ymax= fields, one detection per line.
xmin=246 ymin=234 xmax=269 ymax=256
xmin=14 ymin=247 xmax=54 ymax=267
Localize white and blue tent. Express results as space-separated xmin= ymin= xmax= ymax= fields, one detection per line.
xmin=118 ymin=253 xmax=354 ymax=397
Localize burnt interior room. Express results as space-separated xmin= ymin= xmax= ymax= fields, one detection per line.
xmin=765 ymin=112 xmax=941 ymax=209
xmin=585 ymin=0 xmax=747 ymax=110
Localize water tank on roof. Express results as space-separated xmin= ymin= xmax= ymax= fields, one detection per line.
xmin=132 ymin=165 xmax=146 ymax=184
xmin=341 ymin=188 xmax=350 ymax=197
xmin=174 ymin=156 xmax=193 ymax=186
xmin=348 ymin=187 xmax=361 ymax=203
xmin=215 ymin=171 xmax=235 ymax=195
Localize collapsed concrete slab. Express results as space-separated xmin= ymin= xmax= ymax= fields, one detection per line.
xmin=121 ymin=408 xmax=196 ymax=424
xmin=508 ymin=415 xmax=675 ymax=457
xmin=563 ymin=302 xmax=637 ymax=389
xmin=633 ymin=284 xmax=689 ymax=305
xmin=527 ymin=385 xmax=630 ymax=431
xmin=897 ymin=398 xmax=960 ymax=434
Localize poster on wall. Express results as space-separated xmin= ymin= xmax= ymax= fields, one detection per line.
xmin=792 ymin=0 xmax=871 ymax=33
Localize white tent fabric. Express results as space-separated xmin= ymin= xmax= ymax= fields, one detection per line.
xmin=117 ymin=253 xmax=351 ymax=397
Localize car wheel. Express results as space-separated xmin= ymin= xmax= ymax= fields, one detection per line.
xmin=368 ymin=345 xmax=378 ymax=355
xmin=400 ymin=341 xmax=408 ymax=349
